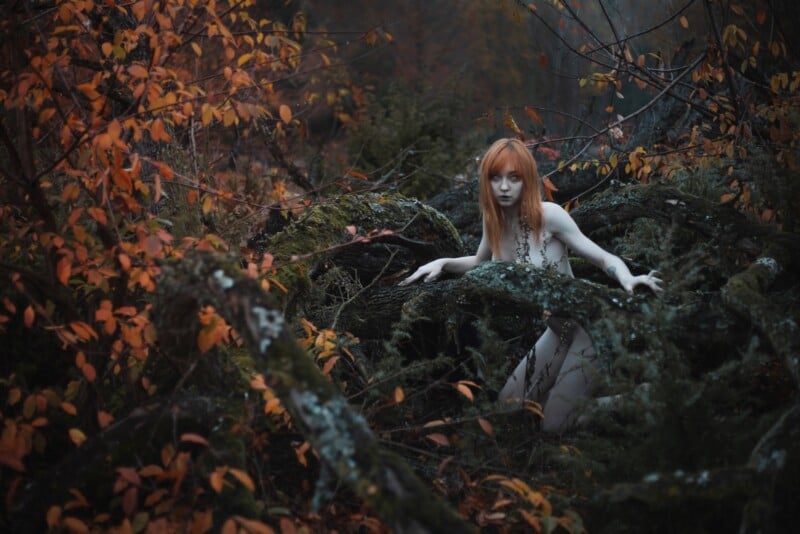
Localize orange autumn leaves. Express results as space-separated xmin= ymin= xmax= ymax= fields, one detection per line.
xmin=197 ymin=305 xmax=237 ymax=353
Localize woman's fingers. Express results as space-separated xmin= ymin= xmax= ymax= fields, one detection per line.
xmin=424 ymin=270 xmax=440 ymax=282
xmin=398 ymin=272 xmax=420 ymax=286
xmin=399 ymin=267 xmax=441 ymax=286
xmin=647 ymin=270 xmax=663 ymax=290
xmin=625 ymin=272 xmax=663 ymax=294
xmin=644 ymin=272 xmax=663 ymax=292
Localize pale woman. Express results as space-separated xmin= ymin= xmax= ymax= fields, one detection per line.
xmin=399 ymin=138 xmax=662 ymax=432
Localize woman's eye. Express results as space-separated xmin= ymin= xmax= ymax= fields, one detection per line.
xmin=491 ymin=175 xmax=520 ymax=182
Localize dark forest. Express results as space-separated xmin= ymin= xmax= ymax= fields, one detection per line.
xmin=1 ymin=1 xmax=799 ymax=532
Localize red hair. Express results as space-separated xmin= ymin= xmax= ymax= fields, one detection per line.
xmin=478 ymin=138 xmax=543 ymax=257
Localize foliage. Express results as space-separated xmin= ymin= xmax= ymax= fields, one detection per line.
xmin=0 ymin=0 xmax=389 ymax=531
xmin=349 ymin=81 xmax=482 ymax=199
xmin=502 ymin=0 xmax=799 ymax=230
xmin=1 ymin=0 xmax=799 ymax=532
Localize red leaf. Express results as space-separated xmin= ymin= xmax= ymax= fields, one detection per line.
xmin=210 ymin=470 xmax=225 ymax=493
xmin=0 ymin=452 xmax=26 ymax=472
xmin=454 ymin=383 xmax=474 ymax=401
xmin=524 ymin=106 xmax=544 ymax=125
xmin=279 ymin=104 xmax=292 ymax=124
xmin=180 ymin=433 xmax=210 ymax=446
xmin=542 ymin=176 xmax=559 ymax=201
xmin=128 ymin=64 xmax=149 ymax=79
xmin=235 ymin=516 xmax=274 ymax=534
xmin=23 ymin=305 xmax=35 ymax=327
xmin=222 ymin=519 xmax=237 ymax=534
xmin=197 ymin=327 xmax=218 ymax=353
xmin=81 ymin=363 xmax=97 ymax=383
xmin=69 ymin=428 xmax=86 ymax=446
xmin=56 ymin=257 xmax=72 ymax=285
xmin=229 ymin=468 xmax=255 ymax=491
xmin=503 ymin=110 xmax=524 ymax=140
xmin=116 ymin=466 xmax=141 ymax=486
xmin=321 ymin=355 xmax=340 ymax=375
xmin=425 ymin=433 xmax=451 ymax=446
xmin=97 ymin=410 xmax=114 ymax=429
xmin=537 ymin=53 xmax=549 ymax=69
xmin=118 ymin=253 xmax=131 ymax=271
xmin=7 ymin=388 xmax=21 ymax=405
xmin=61 ymin=402 xmax=77 ymax=416
xmin=478 ymin=417 xmax=494 ymax=437
xmin=344 ymin=169 xmax=368 ymax=180
xmin=294 ymin=441 xmax=310 ymax=467
xmin=137 ymin=465 xmax=163 ymax=478
xmin=87 ymin=207 xmax=108 ymax=225
xmin=61 ymin=517 xmax=89 ymax=534
xmin=70 ymin=321 xmax=98 ymax=342
xmin=423 ymin=419 xmax=448 ymax=428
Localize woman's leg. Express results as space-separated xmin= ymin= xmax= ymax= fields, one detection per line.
xmin=540 ymin=326 xmax=599 ymax=432
xmin=498 ymin=327 xmax=568 ymax=404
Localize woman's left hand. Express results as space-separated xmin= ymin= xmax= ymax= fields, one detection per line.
xmin=622 ymin=270 xmax=663 ymax=294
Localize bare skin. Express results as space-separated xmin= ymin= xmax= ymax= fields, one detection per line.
xmin=400 ymin=161 xmax=662 ymax=432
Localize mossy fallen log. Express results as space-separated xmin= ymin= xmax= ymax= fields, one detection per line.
xmin=569 ymin=184 xmax=766 ymax=257
xmin=247 ymin=192 xmax=465 ymax=300
xmin=335 ymin=259 xmax=734 ymax=371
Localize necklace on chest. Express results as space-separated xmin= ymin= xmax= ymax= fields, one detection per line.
xmin=514 ymin=217 xmax=531 ymax=263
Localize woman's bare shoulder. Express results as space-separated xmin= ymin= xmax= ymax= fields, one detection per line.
xmin=541 ymin=201 xmax=565 ymax=214
xmin=541 ymin=201 xmax=572 ymax=227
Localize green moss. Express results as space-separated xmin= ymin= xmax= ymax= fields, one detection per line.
xmin=252 ymin=192 xmax=464 ymax=297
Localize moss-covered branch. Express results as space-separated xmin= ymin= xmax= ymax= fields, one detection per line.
xmin=247 ymin=192 xmax=465 ymax=299
xmin=721 ymin=233 xmax=800 ymax=387
xmin=158 ymin=252 xmax=473 ymax=533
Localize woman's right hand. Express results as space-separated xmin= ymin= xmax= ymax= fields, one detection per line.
xmin=398 ymin=259 xmax=445 ymax=286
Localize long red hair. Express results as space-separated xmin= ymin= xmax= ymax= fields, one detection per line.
xmin=478 ymin=138 xmax=543 ymax=257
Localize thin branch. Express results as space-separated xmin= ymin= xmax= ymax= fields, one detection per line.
xmin=584 ymin=0 xmax=698 ymax=56
xmin=543 ymin=52 xmax=705 ymax=180
xmin=331 ymin=248 xmax=399 ymax=331
xmin=703 ymin=0 xmax=741 ymax=116
xmin=598 ymin=0 xmax=624 ymax=54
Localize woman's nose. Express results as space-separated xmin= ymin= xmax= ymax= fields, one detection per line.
xmin=500 ymin=178 xmax=510 ymax=190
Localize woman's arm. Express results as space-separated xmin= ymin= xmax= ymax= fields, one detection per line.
xmin=399 ymin=230 xmax=491 ymax=286
xmin=545 ymin=203 xmax=662 ymax=294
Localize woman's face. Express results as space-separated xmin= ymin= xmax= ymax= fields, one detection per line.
xmin=490 ymin=161 xmax=523 ymax=208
